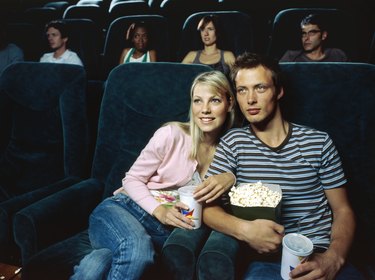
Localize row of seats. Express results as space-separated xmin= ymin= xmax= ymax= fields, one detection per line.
xmin=1 ymin=61 xmax=374 ymax=279
xmin=2 ymin=0 xmax=373 ymax=55
xmin=4 ymin=9 xmax=375 ymax=81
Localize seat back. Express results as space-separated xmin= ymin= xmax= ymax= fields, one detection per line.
xmin=0 ymin=62 xmax=88 ymax=198
xmin=22 ymin=7 xmax=61 ymax=27
xmin=102 ymin=15 xmax=171 ymax=77
xmin=59 ymin=19 xmax=103 ymax=79
xmin=268 ymin=8 xmax=359 ymax=61
xmin=279 ymin=62 xmax=375 ymax=265
xmin=63 ymin=5 xmax=106 ymax=30
xmin=178 ymin=10 xmax=254 ymax=61
xmin=5 ymin=23 xmax=45 ymax=62
xmin=90 ymin=62 xmax=211 ymax=199
xmin=108 ymin=0 xmax=150 ymax=26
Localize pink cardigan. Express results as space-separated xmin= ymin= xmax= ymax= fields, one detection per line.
xmin=114 ymin=124 xmax=198 ymax=215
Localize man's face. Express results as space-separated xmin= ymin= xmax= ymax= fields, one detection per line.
xmin=235 ymin=66 xmax=282 ymax=126
xmin=301 ymin=24 xmax=327 ymax=52
xmin=46 ymin=27 xmax=67 ymax=52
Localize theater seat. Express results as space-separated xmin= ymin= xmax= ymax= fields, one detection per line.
xmin=0 ymin=62 xmax=89 ymax=265
xmin=14 ymin=62 xmax=212 ymax=279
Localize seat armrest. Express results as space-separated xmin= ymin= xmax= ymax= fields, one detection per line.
xmin=0 ymin=176 xmax=82 ymax=256
xmin=14 ymin=178 xmax=104 ymax=264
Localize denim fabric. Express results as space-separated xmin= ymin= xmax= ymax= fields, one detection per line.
xmin=197 ymin=230 xmax=240 ymax=280
xmin=84 ymin=193 xmax=173 ymax=280
xmin=162 ymin=225 xmax=211 ymax=280
xmin=70 ymin=248 xmax=112 ymax=280
xmin=243 ymin=261 xmax=365 ymax=280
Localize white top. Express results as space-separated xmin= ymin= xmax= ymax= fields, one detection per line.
xmin=123 ymin=48 xmax=151 ymax=63
xmin=40 ymin=49 xmax=83 ymax=66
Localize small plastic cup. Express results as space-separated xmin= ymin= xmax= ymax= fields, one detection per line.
xmin=178 ymin=185 xmax=202 ymax=229
xmin=281 ymin=233 xmax=314 ymax=279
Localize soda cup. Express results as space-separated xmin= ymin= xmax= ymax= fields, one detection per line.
xmin=281 ymin=233 xmax=313 ymax=279
xmin=178 ymin=185 xmax=202 ymax=229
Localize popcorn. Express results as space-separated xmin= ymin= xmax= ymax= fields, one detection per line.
xmin=229 ymin=181 xmax=281 ymax=207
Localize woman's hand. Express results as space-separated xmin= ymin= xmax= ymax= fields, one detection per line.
xmin=152 ymin=202 xmax=195 ymax=229
xmin=193 ymin=173 xmax=236 ymax=203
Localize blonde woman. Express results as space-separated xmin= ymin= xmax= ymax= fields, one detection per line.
xmin=71 ymin=71 xmax=236 ymax=279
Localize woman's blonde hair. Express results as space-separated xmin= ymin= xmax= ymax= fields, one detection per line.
xmin=168 ymin=71 xmax=236 ymax=159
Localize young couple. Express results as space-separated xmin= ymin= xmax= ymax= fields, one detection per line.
xmin=72 ymin=53 xmax=361 ymax=280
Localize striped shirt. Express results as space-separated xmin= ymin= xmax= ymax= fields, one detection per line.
xmin=207 ymin=123 xmax=347 ymax=248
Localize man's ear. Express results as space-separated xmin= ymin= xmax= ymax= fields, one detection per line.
xmin=227 ymin=96 xmax=235 ymax=112
xmin=322 ymin=31 xmax=328 ymax=41
xmin=277 ymin=87 xmax=284 ymax=100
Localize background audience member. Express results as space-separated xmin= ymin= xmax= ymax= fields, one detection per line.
xmin=0 ymin=21 xmax=24 ymax=73
xmin=119 ymin=21 xmax=157 ymax=64
xmin=182 ymin=15 xmax=235 ymax=77
xmin=280 ymin=14 xmax=348 ymax=62
xmin=70 ymin=71 xmax=236 ymax=280
xmin=40 ymin=20 xmax=83 ymax=66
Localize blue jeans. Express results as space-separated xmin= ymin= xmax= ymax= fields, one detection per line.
xmin=162 ymin=229 xmax=240 ymax=280
xmin=72 ymin=193 xmax=173 ymax=280
xmin=161 ymin=225 xmax=211 ymax=280
xmin=243 ymin=261 xmax=365 ymax=280
xmin=71 ymin=248 xmax=112 ymax=280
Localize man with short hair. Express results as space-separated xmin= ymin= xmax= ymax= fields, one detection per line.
xmin=279 ymin=14 xmax=348 ymax=62
xmin=197 ymin=53 xmax=362 ymax=279
xmin=40 ymin=20 xmax=83 ymax=66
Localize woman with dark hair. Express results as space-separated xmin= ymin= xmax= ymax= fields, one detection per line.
xmin=182 ymin=15 xmax=235 ymax=76
xmin=119 ymin=21 xmax=157 ymax=64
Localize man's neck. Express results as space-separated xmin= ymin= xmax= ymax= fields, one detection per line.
xmin=53 ymin=47 xmax=67 ymax=59
xmin=305 ymin=47 xmax=325 ymax=61
xmin=250 ymin=112 xmax=289 ymax=148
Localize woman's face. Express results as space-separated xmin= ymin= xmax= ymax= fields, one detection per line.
xmin=200 ymin=21 xmax=217 ymax=47
xmin=192 ymin=83 xmax=231 ymax=135
xmin=132 ymin=26 xmax=148 ymax=52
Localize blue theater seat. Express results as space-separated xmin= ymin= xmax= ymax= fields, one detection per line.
xmin=13 ymin=62 xmax=211 ymax=279
xmin=0 ymin=62 xmax=89 ymax=265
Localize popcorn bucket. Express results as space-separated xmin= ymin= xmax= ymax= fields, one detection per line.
xmin=229 ymin=182 xmax=282 ymax=222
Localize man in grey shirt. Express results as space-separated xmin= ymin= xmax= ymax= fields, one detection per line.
xmin=280 ymin=14 xmax=348 ymax=62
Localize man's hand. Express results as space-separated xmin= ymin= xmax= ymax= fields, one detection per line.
xmin=152 ymin=202 xmax=195 ymax=229
xmin=194 ymin=173 xmax=235 ymax=203
xmin=290 ymin=251 xmax=344 ymax=280
xmin=240 ymin=219 xmax=284 ymax=254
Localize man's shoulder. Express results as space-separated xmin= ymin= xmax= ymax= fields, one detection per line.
xmin=40 ymin=52 xmax=53 ymax=61
xmin=222 ymin=127 xmax=249 ymax=140
xmin=324 ymin=48 xmax=348 ymax=61
xmin=279 ymin=50 xmax=304 ymax=62
xmin=292 ymin=123 xmax=329 ymax=138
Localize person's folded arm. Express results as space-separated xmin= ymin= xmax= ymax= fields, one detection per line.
xmin=203 ymin=201 xmax=284 ymax=254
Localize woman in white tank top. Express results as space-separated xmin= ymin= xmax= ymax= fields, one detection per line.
xmin=119 ymin=21 xmax=157 ymax=64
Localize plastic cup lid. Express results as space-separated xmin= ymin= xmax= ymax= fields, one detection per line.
xmin=283 ymin=233 xmax=313 ymax=256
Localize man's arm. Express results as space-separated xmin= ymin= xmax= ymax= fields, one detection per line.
xmin=290 ymin=186 xmax=355 ymax=280
xmin=204 ymin=199 xmax=284 ymax=254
